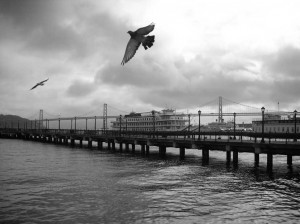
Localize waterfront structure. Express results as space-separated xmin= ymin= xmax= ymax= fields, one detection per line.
xmin=252 ymin=114 xmax=300 ymax=133
xmin=111 ymin=109 xmax=188 ymax=131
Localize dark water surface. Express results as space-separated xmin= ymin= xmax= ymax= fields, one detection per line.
xmin=1 ymin=139 xmax=300 ymax=223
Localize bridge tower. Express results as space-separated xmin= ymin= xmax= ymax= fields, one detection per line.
xmin=218 ymin=96 xmax=223 ymax=123
xmin=39 ymin=109 xmax=43 ymax=129
xmin=103 ymin=103 xmax=107 ymax=132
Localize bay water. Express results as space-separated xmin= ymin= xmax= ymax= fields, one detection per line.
xmin=1 ymin=139 xmax=300 ymax=223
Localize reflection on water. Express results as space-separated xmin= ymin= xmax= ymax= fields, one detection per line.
xmin=0 ymin=139 xmax=300 ymax=223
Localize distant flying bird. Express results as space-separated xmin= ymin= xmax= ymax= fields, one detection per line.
xmin=121 ymin=23 xmax=155 ymax=65
xmin=30 ymin=78 xmax=49 ymax=90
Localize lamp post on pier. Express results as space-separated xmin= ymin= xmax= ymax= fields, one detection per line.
xmin=294 ymin=110 xmax=297 ymax=142
xmin=233 ymin=112 xmax=236 ymax=140
xmin=119 ymin=115 xmax=122 ymax=136
xmin=188 ymin=114 xmax=191 ymax=138
xmin=152 ymin=111 xmax=155 ymax=138
xmin=198 ymin=110 xmax=201 ymax=140
xmin=261 ymin=107 xmax=265 ymax=143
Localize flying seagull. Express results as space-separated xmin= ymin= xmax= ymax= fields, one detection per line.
xmin=121 ymin=23 xmax=155 ymax=65
xmin=30 ymin=78 xmax=49 ymax=90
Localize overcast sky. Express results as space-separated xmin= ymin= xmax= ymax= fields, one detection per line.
xmin=1 ymin=0 xmax=300 ymax=119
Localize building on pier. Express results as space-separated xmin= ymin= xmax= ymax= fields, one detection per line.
xmin=252 ymin=114 xmax=300 ymax=133
xmin=111 ymin=109 xmax=188 ymax=131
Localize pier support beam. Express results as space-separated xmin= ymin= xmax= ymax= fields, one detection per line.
xmin=202 ymin=148 xmax=209 ymax=165
xmin=88 ymin=139 xmax=93 ymax=148
xmin=254 ymin=147 xmax=261 ymax=167
xmin=233 ymin=149 xmax=238 ymax=168
xmin=125 ymin=143 xmax=129 ymax=152
xmin=255 ymin=153 xmax=260 ymax=167
xmin=287 ymin=154 xmax=293 ymax=167
xmin=112 ymin=142 xmax=115 ymax=151
xmin=226 ymin=145 xmax=231 ymax=166
xmin=108 ymin=141 xmax=111 ymax=150
xmin=132 ymin=144 xmax=135 ymax=153
xmin=141 ymin=145 xmax=145 ymax=155
xmin=79 ymin=139 xmax=83 ymax=147
xmin=226 ymin=151 xmax=231 ymax=166
xmin=267 ymin=153 xmax=273 ymax=172
xmin=159 ymin=145 xmax=166 ymax=158
xmin=71 ymin=139 xmax=75 ymax=147
xmin=98 ymin=140 xmax=102 ymax=150
xmin=146 ymin=145 xmax=150 ymax=156
xmin=119 ymin=143 xmax=123 ymax=152
xmin=180 ymin=147 xmax=185 ymax=160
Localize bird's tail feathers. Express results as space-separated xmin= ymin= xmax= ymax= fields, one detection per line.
xmin=142 ymin=35 xmax=155 ymax=50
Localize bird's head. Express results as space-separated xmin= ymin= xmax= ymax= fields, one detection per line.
xmin=127 ymin=31 xmax=134 ymax=37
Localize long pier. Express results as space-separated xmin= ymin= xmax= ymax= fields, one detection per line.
xmin=1 ymin=128 xmax=299 ymax=173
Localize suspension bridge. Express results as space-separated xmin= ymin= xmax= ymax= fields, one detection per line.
xmin=1 ymin=96 xmax=296 ymax=131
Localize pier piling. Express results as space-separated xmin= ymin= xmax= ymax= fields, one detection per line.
xmin=267 ymin=153 xmax=273 ymax=172
xmin=287 ymin=155 xmax=293 ymax=167
xmin=233 ymin=149 xmax=238 ymax=168
xmin=202 ymin=148 xmax=209 ymax=165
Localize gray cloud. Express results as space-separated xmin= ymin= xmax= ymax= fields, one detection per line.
xmin=95 ymin=56 xmax=173 ymax=88
xmin=66 ymin=80 xmax=97 ymax=97
xmin=263 ymin=45 xmax=300 ymax=79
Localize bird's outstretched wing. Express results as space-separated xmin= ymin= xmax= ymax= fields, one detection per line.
xmin=40 ymin=78 xmax=49 ymax=84
xmin=30 ymin=84 xmax=39 ymax=90
xmin=136 ymin=23 xmax=155 ymax=35
xmin=121 ymin=38 xmax=141 ymax=65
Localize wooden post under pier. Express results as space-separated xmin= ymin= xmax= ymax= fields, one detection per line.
xmin=88 ymin=139 xmax=93 ymax=148
xmin=267 ymin=153 xmax=273 ymax=172
xmin=202 ymin=148 xmax=209 ymax=165
xmin=71 ymin=138 xmax=75 ymax=147
xmin=226 ymin=145 xmax=231 ymax=166
xmin=233 ymin=148 xmax=238 ymax=168
xmin=97 ymin=140 xmax=103 ymax=150
xmin=141 ymin=144 xmax=145 ymax=155
xmin=254 ymin=147 xmax=261 ymax=167
xmin=159 ymin=145 xmax=166 ymax=158
xmin=287 ymin=154 xmax=293 ymax=167
xmin=180 ymin=147 xmax=185 ymax=160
